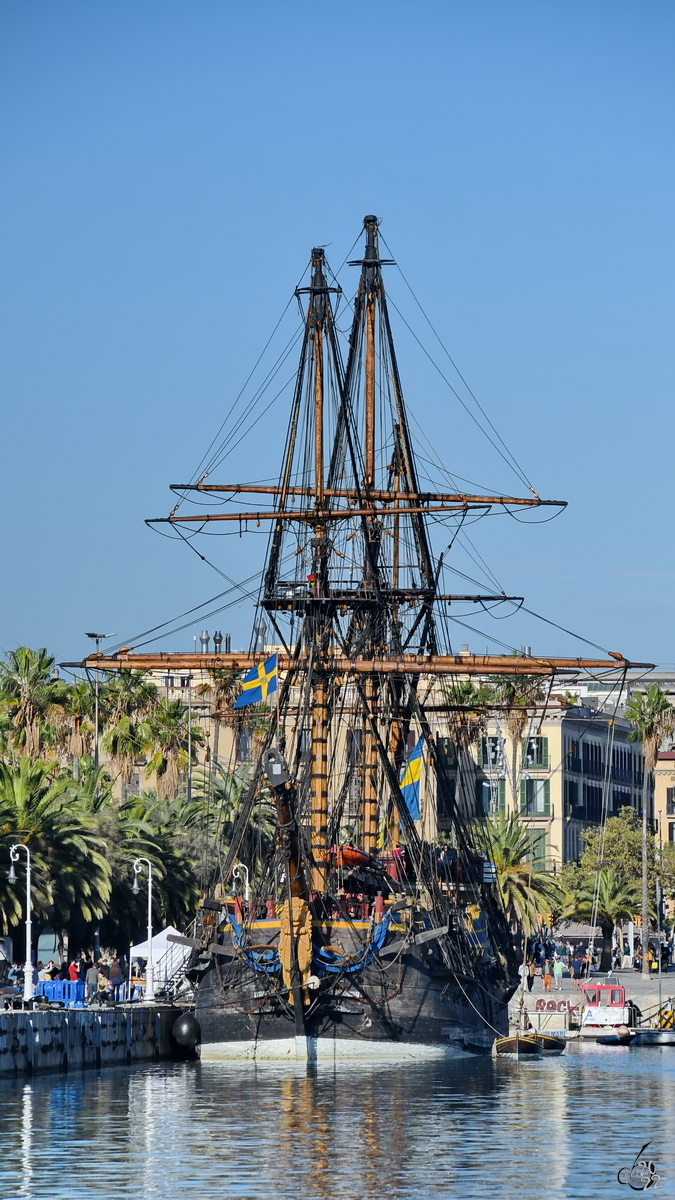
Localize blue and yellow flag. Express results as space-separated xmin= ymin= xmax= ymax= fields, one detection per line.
xmin=399 ymin=737 xmax=423 ymax=820
xmin=233 ymin=654 xmax=278 ymax=708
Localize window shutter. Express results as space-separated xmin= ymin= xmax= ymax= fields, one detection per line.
xmin=542 ymin=737 xmax=549 ymax=769
xmin=544 ymin=779 xmax=550 ymax=816
xmin=520 ymin=779 xmax=527 ymax=814
xmin=499 ymin=778 xmax=505 ymax=812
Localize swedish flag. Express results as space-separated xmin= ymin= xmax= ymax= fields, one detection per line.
xmin=233 ymin=654 xmax=278 ymax=708
xmin=400 ymin=737 xmax=423 ymax=820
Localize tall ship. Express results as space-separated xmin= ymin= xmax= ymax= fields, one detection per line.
xmin=83 ymin=216 xmax=644 ymax=1060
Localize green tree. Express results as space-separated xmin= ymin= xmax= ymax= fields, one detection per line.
xmin=0 ymin=757 xmax=111 ymax=944
xmin=142 ymin=698 xmax=204 ymax=800
xmin=626 ymin=684 xmax=675 ymax=976
xmin=564 ymin=867 xmax=640 ymax=972
xmin=0 ymin=648 xmax=69 ymax=760
xmin=476 ymin=812 xmax=561 ymax=933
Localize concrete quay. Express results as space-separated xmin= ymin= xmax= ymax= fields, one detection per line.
xmin=0 ymin=1004 xmax=187 ymax=1076
xmin=510 ymin=969 xmax=675 ymax=1032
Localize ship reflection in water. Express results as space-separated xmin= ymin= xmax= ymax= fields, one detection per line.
xmin=2 ymin=1049 xmax=675 ymax=1199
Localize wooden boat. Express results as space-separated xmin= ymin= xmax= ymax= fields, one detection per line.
xmin=533 ymin=1032 xmax=565 ymax=1055
xmin=493 ymin=1034 xmax=542 ymax=1060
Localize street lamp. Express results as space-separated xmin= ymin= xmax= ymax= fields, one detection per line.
xmin=133 ymin=857 xmax=154 ymax=1002
xmin=232 ymin=862 xmax=250 ymax=903
xmin=8 ymin=845 xmax=33 ymax=1003
xmin=83 ymin=632 xmax=115 ymax=769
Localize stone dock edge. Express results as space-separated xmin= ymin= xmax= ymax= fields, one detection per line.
xmin=0 ymin=1005 xmax=188 ymax=1075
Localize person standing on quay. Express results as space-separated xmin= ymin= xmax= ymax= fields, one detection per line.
xmin=543 ymin=959 xmax=553 ymax=992
xmin=85 ymin=961 xmax=99 ymax=1002
xmin=553 ymin=957 xmax=564 ymax=991
xmin=527 ymin=960 xmax=536 ymax=992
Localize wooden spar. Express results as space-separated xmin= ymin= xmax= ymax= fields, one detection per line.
xmin=74 ymin=652 xmax=652 ymax=677
xmin=310 ymin=676 xmax=328 ymax=891
xmin=150 ymin=497 xmax=563 ymax=523
xmin=365 ymin=286 xmax=375 ymax=487
xmin=169 ymin=483 xmax=565 ymax=505
xmin=362 ymin=676 xmax=379 ymax=855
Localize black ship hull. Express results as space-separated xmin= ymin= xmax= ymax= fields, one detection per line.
xmin=195 ymin=941 xmax=510 ymax=1061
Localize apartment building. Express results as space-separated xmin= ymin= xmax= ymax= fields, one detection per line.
xmin=469 ymin=706 xmax=647 ymax=872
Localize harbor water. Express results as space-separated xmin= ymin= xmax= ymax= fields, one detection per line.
xmin=1 ymin=1045 xmax=675 ymax=1198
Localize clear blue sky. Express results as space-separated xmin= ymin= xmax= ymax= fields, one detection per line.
xmin=1 ymin=2 xmax=673 ymax=668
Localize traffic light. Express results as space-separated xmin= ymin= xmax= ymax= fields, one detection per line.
xmin=633 ymin=915 xmax=642 ymax=927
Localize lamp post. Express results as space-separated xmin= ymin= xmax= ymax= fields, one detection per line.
xmin=133 ymin=857 xmax=154 ymax=1001
xmin=8 ymin=845 xmax=33 ymax=1003
xmin=83 ymin=632 xmax=115 ymax=769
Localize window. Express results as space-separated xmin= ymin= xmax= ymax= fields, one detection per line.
xmin=476 ymin=778 xmax=505 ymax=816
xmin=236 ymin=732 xmax=251 ymax=762
xmin=180 ymin=676 xmax=191 ymax=688
xmin=526 ymin=829 xmax=547 ymax=870
xmin=162 ymin=676 xmax=175 ymax=688
xmin=478 ymin=737 xmax=504 ymax=769
xmin=584 ymin=783 xmax=604 ymax=822
xmin=669 ymin=823 xmax=675 ymax=843
xmin=564 ymin=735 xmax=582 ymax=772
xmin=585 ymin=988 xmax=597 ymax=1005
xmin=583 ymin=741 xmax=604 ymax=778
xmin=612 ymin=787 xmax=632 ymax=815
xmin=667 ymin=787 xmax=675 ymax=816
xmin=611 ymin=990 xmax=622 ymax=1005
xmin=520 ymin=778 xmax=550 ymax=816
xmin=565 ymin=778 xmax=579 ymax=815
xmin=523 ymin=736 xmax=549 ymax=769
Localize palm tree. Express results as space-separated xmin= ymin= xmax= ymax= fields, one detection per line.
xmin=101 ymin=670 xmax=158 ymax=725
xmin=0 ymin=757 xmax=111 ymax=944
xmin=476 ymin=811 xmax=561 ymax=933
xmin=564 ymin=868 xmax=640 ymax=972
xmin=64 ymin=680 xmax=95 ymax=777
xmin=100 ymin=670 xmax=159 ymax=801
xmin=189 ymin=762 xmax=276 ymax=882
xmin=626 ymin=684 xmax=675 ymax=977
xmin=442 ymin=680 xmax=492 ymax=818
xmin=0 ymin=648 xmax=69 ymax=760
xmin=142 ymin=698 xmax=204 ymax=800
xmin=489 ymin=673 xmax=545 ymax=812
xmin=102 ymin=715 xmax=145 ymax=803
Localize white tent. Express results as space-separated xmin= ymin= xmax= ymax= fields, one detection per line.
xmin=129 ymin=925 xmax=184 ymax=961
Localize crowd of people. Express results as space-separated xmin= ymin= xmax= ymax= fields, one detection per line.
xmin=518 ymin=934 xmax=675 ymax=992
xmin=1 ymin=954 xmax=149 ymax=1004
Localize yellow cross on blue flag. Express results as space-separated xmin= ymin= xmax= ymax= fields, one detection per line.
xmin=400 ymin=736 xmax=423 ymax=820
xmin=233 ymin=654 xmax=278 ymax=708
